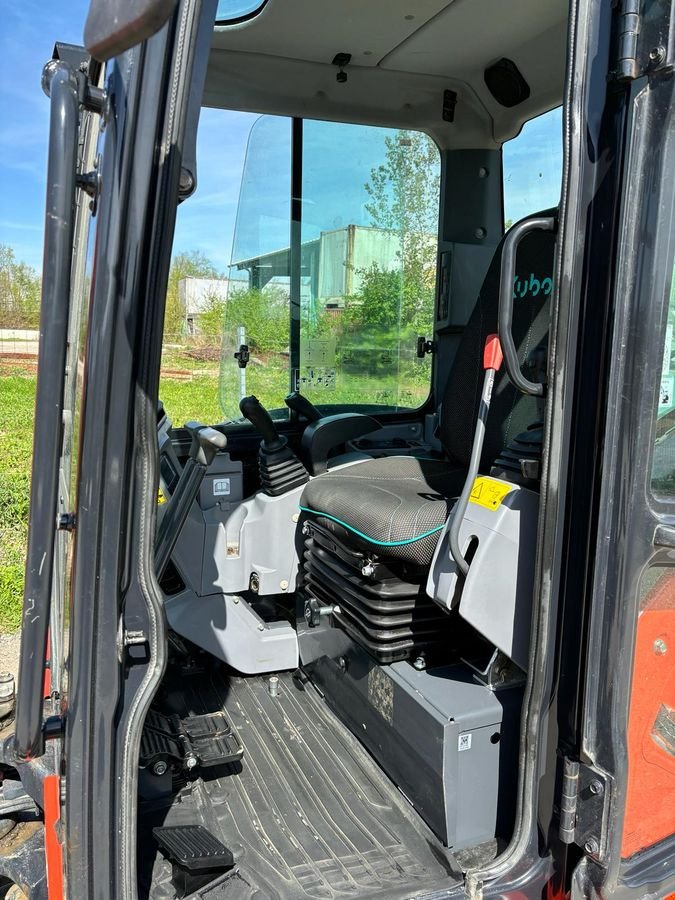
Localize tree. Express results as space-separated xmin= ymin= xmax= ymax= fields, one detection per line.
xmin=363 ymin=131 xmax=440 ymax=333
xmin=0 ymin=245 xmax=41 ymax=328
xmin=224 ymin=285 xmax=289 ymax=354
xmin=343 ymin=265 xmax=403 ymax=331
xmin=164 ymin=250 xmax=221 ymax=336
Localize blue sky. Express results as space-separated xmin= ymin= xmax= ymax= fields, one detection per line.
xmin=0 ymin=1 xmax=562 ymax=275
xmin=0 ymin=1 xmax=91 ymax=269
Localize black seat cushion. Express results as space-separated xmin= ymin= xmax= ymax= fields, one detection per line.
xmin=300 ymin=457 xmax=465 ymax=565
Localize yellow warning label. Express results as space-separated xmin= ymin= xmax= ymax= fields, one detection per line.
xmin=469 ymin=476 xmax=512 ymax=511
xmin=158 ymin=488 xmax=167 ymax=505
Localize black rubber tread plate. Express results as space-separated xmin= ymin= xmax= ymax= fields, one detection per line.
xmin=153 ymin=824 xmax=234 ymax=870
xmin=141 ymin=670 xmax=458 ymax=900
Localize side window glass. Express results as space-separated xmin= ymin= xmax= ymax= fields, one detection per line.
xmin=652 ymin=263 xmax=675 ymax=498
xmin=160 ymin=111 xmax=291 ymax=425
xmin=299 ymin=122 xmax=440 ymax=412
xmin=223 ymin=115 xmax=292 ymax=421
xmin=503 ymin=107 xmax=563 ymax=228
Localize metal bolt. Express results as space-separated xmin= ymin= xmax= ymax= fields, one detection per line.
xmin=233 ymin=596 xmax=239 ymax=604
xmin=258 ymin=623 xmax=265 ymax=632
xmin=280 ymin=580 xmax=289 ymax=591
xmin=649 ymin=46 xmax=665 ymax=64
xmin=250 ymin=572 xmax=260 ymax=593
xmin=185 ymin=755 xmax=198 ymax=770
xmin=474 ymin=227 xmax=487 ymax=239
xmin=152 ymin=760 xmax=168 ymax=776
xmin=584 ymin=837 xmax=599 ymax=855
xmin=413 ymin=656 xmax=426 ymax=671
xmin=589 ymin=779 xmax=603 ymax=795
xmin=124 ymin=630 xmax=147 ymax=647
xmin=362 ymin=562 xmax=375 ymax=577
xmin=302 ymin=521 xmax=311 ymax=536
xmin=269 ymin=675 xmax=280 ymax=697
xmin=478 ymin=166 xmax=489 ymax=178
xmin=292 ymin=513 xmax=299 ymax=523
xmin=179 ymin=168 xmax=195 ymax=194
xmin=338 ymin=656 xmax=347 ymax=670
xmin=653 ymin=638 xmax=667 ymax=655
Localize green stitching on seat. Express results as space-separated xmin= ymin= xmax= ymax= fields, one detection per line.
xmin=299 ymin=506 xmax=445 ymax=547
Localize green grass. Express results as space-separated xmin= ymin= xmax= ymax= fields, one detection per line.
xmin=159 ymin=374 xmax=223 ymax=426
xmin=0 ymin=375 xmax=36 ymax=631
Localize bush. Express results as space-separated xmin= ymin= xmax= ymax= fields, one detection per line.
xmin=224 ymin=285 xmax=290 ymax=354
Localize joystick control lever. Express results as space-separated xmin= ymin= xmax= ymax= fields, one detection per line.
xmin=240 ymin=395 xmax=309 ymax=496
xmin=284 ymin=391 xmax=321 ymax=423
xmin=239 ymin=395 xmax=285 ymax=451
xmin=155 ymin=422 xmax=227 ymax=578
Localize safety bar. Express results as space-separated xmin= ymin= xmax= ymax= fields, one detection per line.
xmin=14 ymin=61 xmax=80 ymax=761
xmin=498 ymin=216 xmax=556 ymax=397
xmin=448 ymin=335 xmax=503 ymax=576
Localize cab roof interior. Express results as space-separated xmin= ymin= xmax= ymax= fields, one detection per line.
xmin=206 ymin=0 xmax=569 ymax=148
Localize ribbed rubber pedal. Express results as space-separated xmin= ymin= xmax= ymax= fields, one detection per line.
xmin=140 ymin=709 xmax=243 ymax=773
xmin=183 ymin=712 xmax=243 ymax=767
xmin=153 ymin=825 xmax=234 ymax=897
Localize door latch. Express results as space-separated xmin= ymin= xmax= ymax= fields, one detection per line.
xmin=416 ymin=336 xmax=435 ymax=358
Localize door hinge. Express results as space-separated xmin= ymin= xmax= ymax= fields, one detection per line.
xmin=613 ymin=0 xmax=674 ymax=81
xmin=615 ymin=0 xmax=641 ymax=81
xmin=558 ymin=758 xmax=611 ymax=860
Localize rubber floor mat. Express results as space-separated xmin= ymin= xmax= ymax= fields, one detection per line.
xmin=140 ymin=670 xmax=459 ymax=899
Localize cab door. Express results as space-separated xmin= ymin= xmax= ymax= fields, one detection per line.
xmin=555 ymin=2 xmax=675 ymax=892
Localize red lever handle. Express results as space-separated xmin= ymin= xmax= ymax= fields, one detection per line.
xmin=483 ymin=333 xmax=503 ymax=371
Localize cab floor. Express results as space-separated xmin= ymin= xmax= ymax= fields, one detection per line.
xmin=139 ymin=667 xmax=460 ymax=900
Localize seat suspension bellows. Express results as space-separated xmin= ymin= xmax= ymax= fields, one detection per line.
xmin=301 ymin=518 xmax=453 ymax=664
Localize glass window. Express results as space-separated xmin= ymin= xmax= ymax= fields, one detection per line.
xmin=222 ymin=115 xmax=292 ymax=421
xmin=652 ymin=262 xmax=675 ymax=497
xmin=215 ymin=0 xmax=268 ymax=23
xmin=503 ymin=107 xmax=563 ymax=228
xmin=159 ymin=109 xmax=283 ymax=426
xmin=162 ymin=112 xmax=440 ymax=425
xmin=298 ymin=121 xmax=439 ymax=412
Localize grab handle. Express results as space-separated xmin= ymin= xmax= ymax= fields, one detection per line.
xmin=14 ymin=60 xmax=80 ymax=762
xmin=498 ymin=216 xmax=556 ymax=397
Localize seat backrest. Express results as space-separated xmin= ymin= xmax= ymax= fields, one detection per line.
xmin=440 ymin=209 xmax=557 ymax=468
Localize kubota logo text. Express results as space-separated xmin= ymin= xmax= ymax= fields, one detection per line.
xmin=513 ymin=274 xmax=553 ymax=299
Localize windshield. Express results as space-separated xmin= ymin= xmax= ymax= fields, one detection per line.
xmin=219 ymin=115 xmax=440 ymax=421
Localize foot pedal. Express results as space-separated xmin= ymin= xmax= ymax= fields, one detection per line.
xmin=182 ymin=712 xmax=243 ymax=767
xmin=141 ymin=710 xmax=243 ymax=774
xmin=153 ymin=825 xmax=234 ymax=898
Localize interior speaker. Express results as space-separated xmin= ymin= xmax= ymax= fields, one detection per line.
xmin=483 ymin=58 xmax=530 ymax=108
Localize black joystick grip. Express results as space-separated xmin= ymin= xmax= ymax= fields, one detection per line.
xmin=239 ymin=395 xmax=284 ymax=449
xmin=285 ymin=391 xmax=321 ymax=422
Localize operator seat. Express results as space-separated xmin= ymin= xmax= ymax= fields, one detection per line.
xmin=300 ymin=209 xmax=557 ymax=571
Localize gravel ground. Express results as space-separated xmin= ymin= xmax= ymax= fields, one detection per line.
xmin=0 ymin=632 xmax=21 ymax=680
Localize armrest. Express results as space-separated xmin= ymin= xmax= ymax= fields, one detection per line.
xmin=301 ymin=413 xmax=378 ymax=475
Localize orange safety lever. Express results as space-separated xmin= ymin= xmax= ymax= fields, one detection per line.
xmin=483 ymin=333 xmax=503 ymax=371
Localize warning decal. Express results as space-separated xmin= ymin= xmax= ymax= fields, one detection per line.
xmin=469 ymin=476 xmax=512 ymax=511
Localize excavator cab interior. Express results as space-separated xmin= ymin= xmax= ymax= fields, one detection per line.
xmin=137 ymin=2 xmax=571 ymax=895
